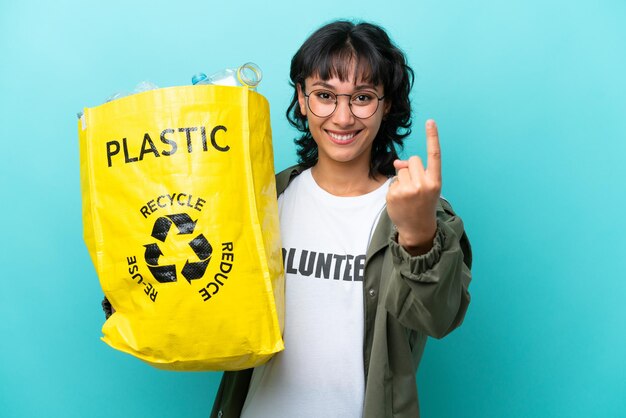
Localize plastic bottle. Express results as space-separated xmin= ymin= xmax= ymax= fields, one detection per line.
xmin=192 ymin=62 xmax=262 ymax=90
xmin=105 ymin=80 xmax=159 ymax=103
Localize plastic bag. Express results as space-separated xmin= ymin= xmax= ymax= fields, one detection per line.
xmin=78 ymin=85 xmax=284 ymax=371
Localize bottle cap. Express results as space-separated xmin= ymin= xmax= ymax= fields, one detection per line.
xmin=237 ymin=63 xmax=262 ymax=88
xmin=191 ymin=73 xmax=208 ymax=85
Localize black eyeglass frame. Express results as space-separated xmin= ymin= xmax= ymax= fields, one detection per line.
xmin=303 ymin=89 xmax=386 ymax=119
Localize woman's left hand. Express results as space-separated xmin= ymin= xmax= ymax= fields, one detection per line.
xmin=386 ymin=119 xmax=442 ymax=256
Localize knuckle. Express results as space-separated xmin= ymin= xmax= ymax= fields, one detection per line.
xmin=430 ymin=179 xmax=442 ymax=190
xmin=410 ymin=155 xmax=423 ymax=165
xmin=424 ymin=184 xmax=439 ymax=195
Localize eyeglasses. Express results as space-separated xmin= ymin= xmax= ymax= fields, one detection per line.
xmin=304 ymin=89 xmax=385 ymax=119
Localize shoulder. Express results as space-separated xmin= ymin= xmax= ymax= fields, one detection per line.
xmin=275 ymin=164 xmax=307 ymax=196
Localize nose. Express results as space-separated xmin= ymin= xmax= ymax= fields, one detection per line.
xmin=331 ymin=95 xmax=355 ymax=126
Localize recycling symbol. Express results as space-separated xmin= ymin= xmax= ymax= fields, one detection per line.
xmin=143 ymin=213 xmax=213 ymax=284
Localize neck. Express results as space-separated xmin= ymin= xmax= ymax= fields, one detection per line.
xmin=310 ymin=158 xmax=386 ymax=197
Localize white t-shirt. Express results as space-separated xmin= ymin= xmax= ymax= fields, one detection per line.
xmin=241 ymin=169 xmax=390 ymax=418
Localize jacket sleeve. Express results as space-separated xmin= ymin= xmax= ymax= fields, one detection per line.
xmin=102 ymin=296 xmax=113 ymax=319
xmin=210 ymin=369 xmax=254 ymax=418
xmin=384 ymin=199 xmax=472 ymax=339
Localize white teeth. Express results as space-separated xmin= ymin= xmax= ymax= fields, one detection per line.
xmin=328 ymin=131 xmax=356 ymax=141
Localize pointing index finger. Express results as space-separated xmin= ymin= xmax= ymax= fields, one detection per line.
xmin=425 ymin=119 xmax=442 ymax=181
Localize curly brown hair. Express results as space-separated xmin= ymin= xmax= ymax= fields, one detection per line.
xmin=286 ymin=20 xmax=414 ymax=177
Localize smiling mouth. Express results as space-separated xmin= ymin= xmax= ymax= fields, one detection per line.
xmin=326 ymin=130 xmax=361 ymax=143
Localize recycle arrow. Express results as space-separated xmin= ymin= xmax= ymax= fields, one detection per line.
xmin=181 ymin=259 xmax=210 ymax=283
xmin=151 ymin=213 xmax=198 ymax=242
xmin=189 ymin=234 xmax=212 ymax=260
xmin=167 ymin=213 xmax=197 ymax=235
xmin=181 ymin=234 xmax=213 ymax=284
xmin=147 ymin=264 xmax=177 ymax=283
xmin=151 ymin=217 xmax=171 ymax=242
xmin=144 ymin=243 xmax=163 ymax=266
xmin=144 ymin=243 xmax=177 ymax=283
xmin=144 ymin=213 xmax=212 ymax=284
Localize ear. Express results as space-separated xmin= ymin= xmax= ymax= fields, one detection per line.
xmin=383 ymin=98 xmax=391 ymax=116
xmin=296 ymin=83 xmax=307 ymax=116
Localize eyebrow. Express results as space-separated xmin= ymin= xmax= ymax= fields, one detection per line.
xmin=311 ymin=81 xmax=378 ymax=91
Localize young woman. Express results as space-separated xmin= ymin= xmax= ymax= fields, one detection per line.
xmin=212 ymin=20 xmax=472 ymax=418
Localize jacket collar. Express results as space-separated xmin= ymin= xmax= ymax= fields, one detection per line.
xmin=366 ymin=209 xmax=392 ymax=261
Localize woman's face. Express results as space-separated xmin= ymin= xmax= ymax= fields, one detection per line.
xmin=297 ymin=72 xmax=388 ymax=170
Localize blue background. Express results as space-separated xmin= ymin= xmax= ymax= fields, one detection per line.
xmin=1 ymin=0 xmax=625 ymax=417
